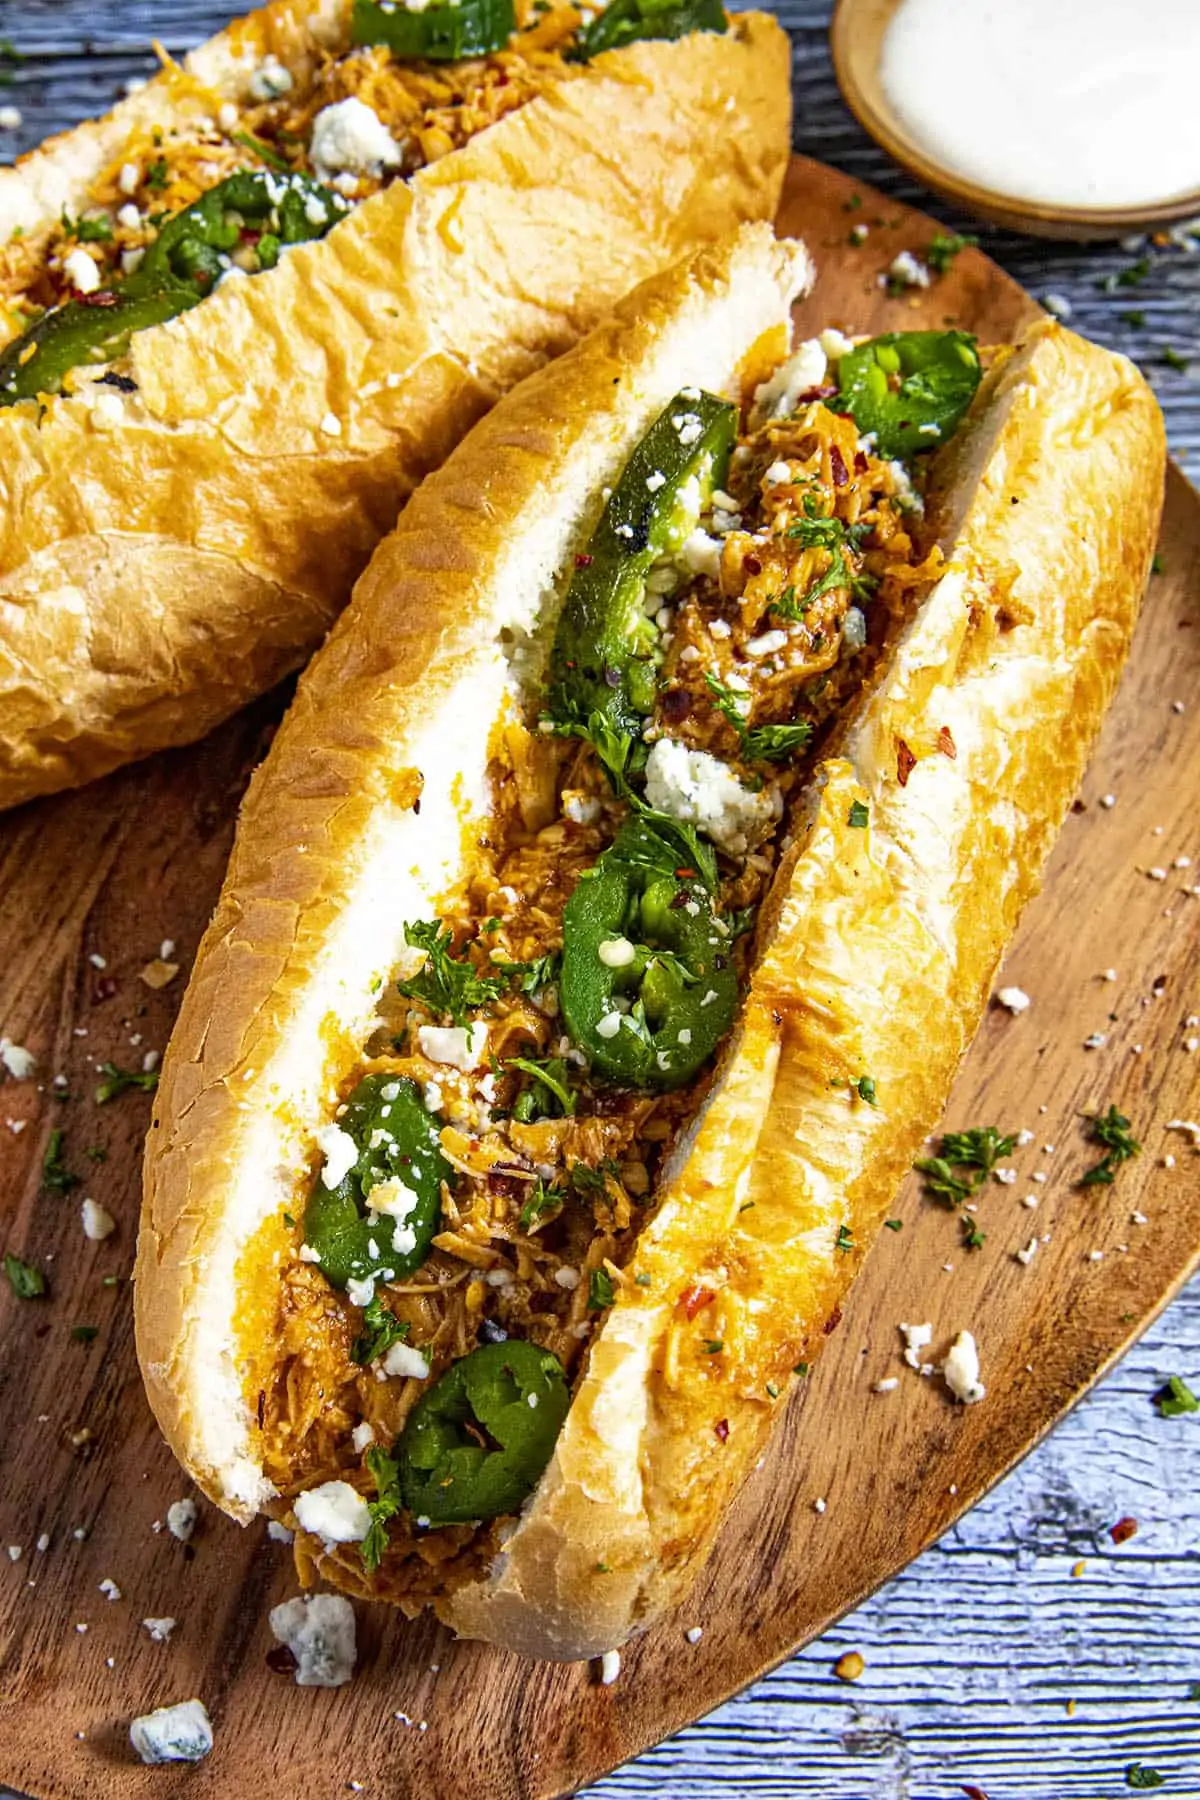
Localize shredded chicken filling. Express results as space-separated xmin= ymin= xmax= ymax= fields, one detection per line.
xmin=0 ymin=1 xmax=580 ymax=342
xmin=252 ymin=389 xmax=944 ymax=1605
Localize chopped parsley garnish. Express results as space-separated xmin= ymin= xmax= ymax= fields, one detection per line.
xmin=85 ymin=1146 xmax=107 ymax=1164
xmin=1155 ymin=1376 xmax=1198 ymax=1418
xmin=95 ymin=1062 xmax=159 ymax=1104
xmin=570 ymin=1158 xmax=621 ymax=1198
xmin=884 ymin=1218 xmax=904 ymax=1232
xmin=1122 ymin=309 xmax=1147 ymax=329
xmin=360 ymin=1447 xmax=402 ymax=1574
xmin=42 ymin=1127 xmax=80 ymax=1193
xmin=61 ymin=210 xmax=113 ymax=243
xmin=1079 ymin=1105 xmax=1140 ymax=1188
xmin=145 ymin=157 xmax=169 ymax=190
xmin=1152 ymin=553 xmax=1166 ymax=575
xmin=71 ymin=1324 xmax=99 ymax=1343
xmin=351 ymin=1295 xmax=409 ymax=1366
xmin=396 ymin=919 xmax=506 ymax=1026
xmin=1162 ymin=347 xmax=1189 ymax=372
xmin=4 ymin=1252 xmax=46 ymax=1299
xmin=848 ymin=800 xmax=870 ymax=830
xmin=1125 ymin=1765 xmax=1166 ymax=1790
xmin=507 ymin=1055 xmax=576 ymax=1121
xmin=588 ymin=1267 xmax=616 ymax=1310
xmin=926 ymin=231 xmax=978 ymax=275
xmin=703 ymin=1339 xmax=725 ymax=1354
xmin=835 ymin=1224 xmax=855 ymax=1253
xmin=856 ymin=1074 xmax=877 ymax=1104
xmin=794 ymin=1361 xmax=809 ymax=1377
xmin=703 ymin=672 xmax=812 ymax=764
xmin=961 ymin=1218 xmax=987 ymax=1252
xmin=1099 ymin=257 xmax=1151 ymax=292
xmin=916 ymin=1126 xmax=1016 ymax=1207
xmin=519 ymin=1178 xmax=565 ymax=1232
xmin=492 ymin=950 xmax=561 ymax=998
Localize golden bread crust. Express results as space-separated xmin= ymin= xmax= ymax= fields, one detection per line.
xmin=0 ymin=8 xmax=791 ymax=809
xmin=136 ymin=253 xmax=1165 ymax=1654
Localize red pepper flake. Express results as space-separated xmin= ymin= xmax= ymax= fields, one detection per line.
xmin=575 ymin=553 xmax=593 ymax=568
xmin=1109 ymin=1515 xmax=1138 ymax=1544
xmin=680 ymin=1283 xmax=716 ymax=1320
xmin=854 ymin=450 xmax=869 ymax=474
xmin=674 ymin=867 xmax=696 ymax=880
xmin=743 ymin=553 xmax=762 ymax=576
xmin=92 ymin=976 xmax=118 ymax=1004
xmin=829 ymin=444 xmax=850 ymax=488
xmin=937 ymin=725 xmax=957 ymax=759
xmin=713 ymin=1418 xmax=730 ymax=1442
xmin=266 ymin=1644 xmax=299 ymax=1675
xmin=961 ymin=1787 xmax=990 ymax=1800
xmin=823 ymin=1306 xmax=843 ymax=1335
xmin=896 ymin=738 xmax=917 ymax=787
xmin=77 ymin=289 xmax=120 ymax=308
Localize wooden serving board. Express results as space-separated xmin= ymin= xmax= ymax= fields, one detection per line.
xmin=1 ymin=155 xmax=1197 ymax=1800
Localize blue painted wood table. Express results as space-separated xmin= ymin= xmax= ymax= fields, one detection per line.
xmin=1 ymin=5 xmax=1197 ymax=1796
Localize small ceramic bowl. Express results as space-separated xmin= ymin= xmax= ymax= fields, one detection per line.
xmin=830 ymin=0 xmax=1200 ymax=241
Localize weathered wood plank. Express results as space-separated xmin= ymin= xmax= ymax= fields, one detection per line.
xmin=1 ymin=9 xmax=1199 ymax=1800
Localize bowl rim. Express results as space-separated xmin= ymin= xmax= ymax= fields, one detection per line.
xmin=829 ymin=0 xmax=1200 ymax=234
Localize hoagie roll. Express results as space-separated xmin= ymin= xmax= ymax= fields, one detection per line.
xmin=0 ymin=0 xmax=789 ymax=810
xmin=136 ymin=222 xmax=1165 ymax=1659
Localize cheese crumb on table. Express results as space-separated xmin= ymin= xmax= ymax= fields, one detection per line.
xmin=940 ymin=1330 xmax=986 ymax=1404
xmin=995 ymin=986 xmax=1031 ymax=1013
xmin=129 ymin=1699 xmax=213 ymax=1765
xmin=269 ymin=1593 xmax=357 ymax=1688
xmin=166 ymin=1498 xmax=196 ymax=1543
xmin=598 ymin=1649 xmax=621 ymax=1685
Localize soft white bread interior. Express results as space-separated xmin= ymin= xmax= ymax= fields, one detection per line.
xmin=136 ymin=228 xmax=1165 ymax=1658
xmin=0 ymin=3 xmax=791 ymax=811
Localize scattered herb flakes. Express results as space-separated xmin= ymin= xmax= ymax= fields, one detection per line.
xmin=145 ymin=156 xmax=169 ymax=190
xmin=1100 ymin=257 xmax=1152 ymax=292
xmin=519 ymin=1178 xmax=565 ymax=1232
xmin=1161 ymin=348 xmax=1189 ymax=372
xmin=835 ymin=1225 xmax=855 ymax=1254
xmin=844 ymin=194 xmax=863 ymax=212
xmin=507 ymin=1054 xmax=576 ymax=1121
xmin=961 ymin=1218 xmax=987 ymax=1252
xmin=883 ymin=1218 xmax=904 ymax=1232
xmin=351 ymin=1295 xmax=409 ymax=1366
xmin=856 ymin=1075 xmax=877 ymax=1105
xmin=1079 ymin=1104 xmax=1140 ymax=1188
xmin=396 ymin=919 xmax=506 ymax=1026
xmin=1151 ymin=553 xmax=1166 ymax=575
xmin=492 ymin=949 xmax=561 ymax=999
xmin=926 ymin=231 xmax=978 ymax=275
xmin=71 ymin=1324 xmax=99 ymax=1343
xmin=702 ymin=1339 xmax=725 ymax=1354
xmin=95 ymin=1062 xmax=159 ymax=1104
xmin=847 ymin=799 xmax=870 ymax=830
xmin=1122 ymin=309 xmax=1147 ymax=329
xmin=588 ymin=1268 xmax=616 ymax=1311
xmin=1125 ymin=1765 xmax=1166 ymax=1790
xmin=703 ymin=671 xmax=812 ymax=764
xmin=42 ymin=1127 xmax=80 ymax=1193
xmin=1155 ymin=1375 xmax=1198 ymax=1418
xmin=84 ymin=1146 xmax=107 ymax=1164
xmin=4 ymin=1252 xmax=46 ymax=1299
xmin=915 ymin=1125 xmax=1015 ymax=1208
xmin=360 ymin=1447 xmax=402 ymax=1574
xmin=793 ymin=1361 xmax=809 ymax=1378
xmin=61 ymin=210 xmax=113 ymax=243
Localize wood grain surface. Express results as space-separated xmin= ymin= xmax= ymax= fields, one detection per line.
xmin=0 ymin=145 xmax=1197 ymax=1798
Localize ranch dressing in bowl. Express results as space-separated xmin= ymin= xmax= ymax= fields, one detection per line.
xmin=879 ymin=0 xmax=1200 ymax=210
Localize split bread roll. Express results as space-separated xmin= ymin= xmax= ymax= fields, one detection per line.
xmin=136 ymin=221 xmax=1165 ymax=1661
xmin=0 ymin=0 xmax=790 ymax=812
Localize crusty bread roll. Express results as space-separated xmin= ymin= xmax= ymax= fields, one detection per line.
xmin=0 ymin=2 xmax=790 ymax=812
xmin=136 ymin=222 xmax=1164 ymax=1660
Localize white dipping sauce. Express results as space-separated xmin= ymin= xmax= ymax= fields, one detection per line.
xmin=880 ymin=0 xmax=1200 ymax=209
